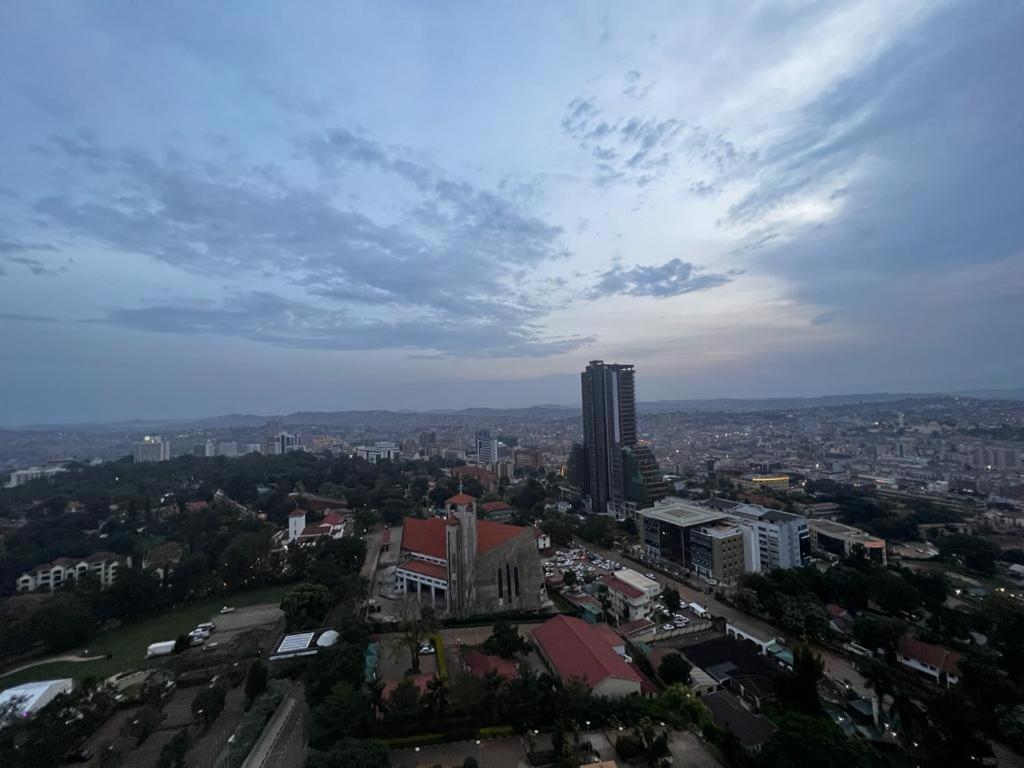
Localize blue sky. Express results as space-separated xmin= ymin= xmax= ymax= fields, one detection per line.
xmin=1 ymin=1 xmax=1022 ymax=424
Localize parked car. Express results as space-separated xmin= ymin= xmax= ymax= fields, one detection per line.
xmin=220 ymin=606 xmax=236 ymax=614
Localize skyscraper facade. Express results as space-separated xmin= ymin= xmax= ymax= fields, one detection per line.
xmin=475 ymin=429 xmax=495 ymax=467
xmin=581 ymin=360 xmax=637 ymax=515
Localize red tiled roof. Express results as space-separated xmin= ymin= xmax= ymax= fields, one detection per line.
xmin=401 ymin=518 xmax=448 ymax=559
xmin=299 ymin=524 xmax=330 ymax=538
xmin=321 ymin=511 xmax=345 ymax=527
xmin=601 ymin=574 xmax=644 ymax=599
xmin=453 ymin=466 xmax=494 ymax=481
xmin=533 ymin=615 xmax=643 ymax=688
xmin=477 ymin=519 xmax=527 ymax=553
xmin=481 ymin=501 xmax=512 ymax=513
xmin=447 ymin=492 xmax=477 ymax=506
xmin=463 ymin=650 xmax=518 ymax=680
xmin=899 ymin=636 xmax=961 ymax=675
xmin=397 ymin=559 xmax=448 ymax=580
xmin=187 ymin=501 xmax=209 ymax=511
xmin=401 ymin=517 xmax=526 ymax=560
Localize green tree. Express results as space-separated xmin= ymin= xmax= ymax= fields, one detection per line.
xmin=192 ymin=684 xmax=227 ymax=729
xmin=562 ymin=568 xmax=577 ymax=586
xmin=306 ymin=740 xmax=391 ymax=768
xmin=482 ymin=619 xmax=530 ymax=659
xmin=155 ymin=730 xmax=189 ymax=768
xmin=870 ymin=571 xmax=919 ymax=615
xmin=310 ymin=683 xmax=367 ymax=749
xmin=245 ymin=659 xmax=268 ymax=704
xmin=661 ymin=587 xmax=681 ymax=614
xmin=658 ymin=652 xmax=691 ymax=685
xmin=775 ymin=645 xmax=823 ymax=715
xmin=280 ymin=582 xmax=332 ymax=630
xmin=387 ymin=677 xmax=422 ymax=722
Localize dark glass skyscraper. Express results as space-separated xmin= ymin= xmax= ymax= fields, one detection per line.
xmin=581 ymin=360 xmax=637 ymax=515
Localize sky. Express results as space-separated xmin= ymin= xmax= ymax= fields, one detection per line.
xmin=1 ymin=1 xmax=1022 ymax=425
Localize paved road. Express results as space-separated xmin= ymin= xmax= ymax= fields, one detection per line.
xmin=0 ymin=652 xmax=106 ymax=678
xmin=582 ymin=541 xmax=871 ymax=698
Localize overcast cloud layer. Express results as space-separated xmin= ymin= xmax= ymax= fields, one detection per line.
xmin=0 ymin=1 xmax=1022 ymax=424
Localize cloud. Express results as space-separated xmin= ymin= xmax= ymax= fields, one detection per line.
xmin=32 ymin=131 xmax=580 ymax=356
xmin=102 ymin=291 xmax=593 ymax=357
xmin=561 ymin=97 xmax=752 ymax=187
xmin=0 ymin=241 xmax=64 ymax=275
xmin=0 ymin=311 xmax=61 ymax=323
xmin=588 ymin=258 xmax=736 ymax=299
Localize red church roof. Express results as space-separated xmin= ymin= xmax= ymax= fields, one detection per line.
xmin=447 ymin=492 xmax=476 ymax=506
xmin=401 ymin=517 xmax=527 ymax=561
xmin=533 ymin=615 xmax=643 ymax=688
xmin=397 ymin=559 xmax=448 ymax=580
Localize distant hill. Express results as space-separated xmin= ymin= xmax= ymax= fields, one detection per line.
xmin=636 ymin=392 xmax=948 ymax=414
xmin=9 ymin=390 xmax=1024 ymax=431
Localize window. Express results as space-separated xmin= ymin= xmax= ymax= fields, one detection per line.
xmin=498 ymin=568 xmax=503 ymax=597
xmin=514 ymin=566 xmax=520 ymax=596
xmin=506 ymin=563 xmax=512 ymax=600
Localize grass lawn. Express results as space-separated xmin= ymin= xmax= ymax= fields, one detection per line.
xmin=0 ymin=583 xmax=292 ymax=688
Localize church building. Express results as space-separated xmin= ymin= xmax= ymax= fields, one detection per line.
xmin=396 ymin=492 xmax=547 ymax=618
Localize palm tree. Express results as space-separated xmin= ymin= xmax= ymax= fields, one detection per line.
xmin=425 ymin=674 xmax=449 ymax=717
xmin=365 ymin=678 xmax=387 ymax=730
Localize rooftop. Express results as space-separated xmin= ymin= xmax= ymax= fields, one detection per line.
xmin=643 ymin=499 xmax=726 ymax=528
xmin=703 ymin=690 xmax=778 ymax=747
xmin=533 ymin=615 xmax=643 ymax=688
xmin=401 ymin=516 xmax=527 ymax=561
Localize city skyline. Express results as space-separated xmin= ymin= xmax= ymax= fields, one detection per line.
xmin=2 ymin=2 xmax=1023 ymax=425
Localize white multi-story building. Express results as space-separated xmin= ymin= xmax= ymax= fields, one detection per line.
xmin=718 ymin=501 xmax=809 ymax=572
xmin=132 ymin=436 xmax=171 ymax=463
xmin=16 ymin=552 xmax=130 ymax=592
xmin=216 ymin=441 xmax=238 ymax=458
xmin=4 ymin=464 xmax=67 ymax=488
xmin=355 ymin=442 xmax=401 ymax=463
xmin=600 ymin=568 xmax=660 ymax=621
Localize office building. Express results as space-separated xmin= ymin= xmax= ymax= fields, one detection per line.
xmin=513 ymin=447 xmax=543 ymax=473
xmin=585 ymin=360 xmax=655 ymax=518
xmin=475 ymin=429 xmax=496 ymax=467
xmin=722 ymin=501 xmax=809 ymax=572
xmin=689 ymin=522 xmax=745 ymax=583
xmin=809 ymin=520 xmax=887 ymax=565
xmin=217 ymin=441 xmax=238 ymax=458
xmin=641 ymin=498 xmax=730 ymax=568
xmin=132 ymin=436 xmax=171 ymax=463
xmin=193 ymin=440 xmax=216 ymax=457
xmin=355 ymin=441 xmax=400 ymax=463
xmin=4 ymin=464 xmax=68 ymax=488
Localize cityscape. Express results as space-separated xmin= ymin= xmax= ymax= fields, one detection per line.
xmin=2 ymin=3 xmax=1024 ymax=768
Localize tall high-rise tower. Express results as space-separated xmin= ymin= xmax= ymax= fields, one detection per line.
xmin=581 ymin=360 xmax=637 ymax=515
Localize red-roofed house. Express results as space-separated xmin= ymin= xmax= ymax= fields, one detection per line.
xmin=897 ymin=636 xmax=961 ymax=687
xmin=533 ymin=615 xmax=645 ymax=697
xmin=395 ymin=492 xmax=546 ymax=618
xmin=481 ymin=500 xmax=513 ymax=522
xmin=453 ymin=465 xmax=496 ymax=490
